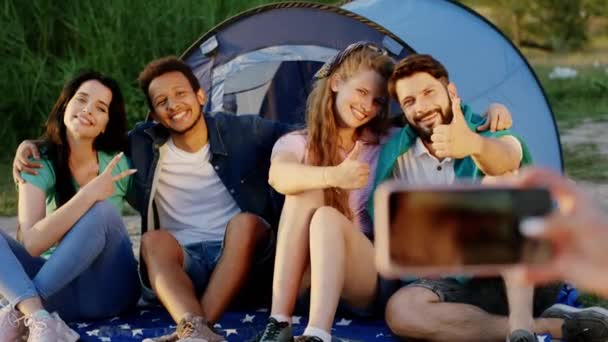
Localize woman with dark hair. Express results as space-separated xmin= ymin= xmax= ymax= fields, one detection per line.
xmin=0 ymin=71 xmax=140 ymax=341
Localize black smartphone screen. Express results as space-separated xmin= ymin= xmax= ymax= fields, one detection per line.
xmin=388 ymin=188 xmax=553 ymax=267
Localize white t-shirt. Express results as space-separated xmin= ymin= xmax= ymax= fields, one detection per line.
xmin=155 ymin=138 xmax=241 ymax=245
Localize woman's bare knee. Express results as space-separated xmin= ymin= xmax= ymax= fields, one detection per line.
xmin=309 ymin=206 xmax=344 ymax=237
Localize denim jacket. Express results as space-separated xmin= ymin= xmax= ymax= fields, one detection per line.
xmin=125 ymin=112 xmax=293 ymax=235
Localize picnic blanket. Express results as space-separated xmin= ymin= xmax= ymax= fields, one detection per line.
xmin=68 ymin=306 xmax=395 ymax=341
xmin=67 ymin=285 xmax=580 ymax=341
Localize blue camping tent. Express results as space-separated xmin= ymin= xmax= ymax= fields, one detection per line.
xmin=181 ymin=2 xmax=413 ymax=124
xmin=182 ymin=0 xmax=563 ymax=172
xmin=343 ymin=0 xmax=563 ymax=171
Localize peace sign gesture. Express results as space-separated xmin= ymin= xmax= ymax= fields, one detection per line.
xmin=83 ymin=152 xmax=137 ymax=201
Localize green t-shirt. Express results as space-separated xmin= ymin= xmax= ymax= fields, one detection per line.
xmin=20 ymin=151 xmax=132 ymax=258
xmin=21 ymin=151 xmax=131 ymax=213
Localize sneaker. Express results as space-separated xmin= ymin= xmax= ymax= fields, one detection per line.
xmin=541 ymin=304 xmax=608 ymax=341
xmin=0 ymin=305 xmax=26 ymax=342
xmin=143 ymin=331 xmax=179 ymax=342
xmin=294 ymin=337 xmax=323 ymax=342
xmin=508 ymin=329 xmax=538 ymax=342
xmin=177 ymin=313 xmax=225 ymax=342
xmin=144 ymin=313 xmax=225 ymax=342
xmin=254 ymin=318 xmax=292 ymax=342
xmin=25 ymin=311 xmax=79 ymax=342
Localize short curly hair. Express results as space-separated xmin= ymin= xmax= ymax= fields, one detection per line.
xmin=137 ymin=56 xmax=201 ymax=110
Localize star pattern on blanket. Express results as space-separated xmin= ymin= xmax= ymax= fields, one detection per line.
xmin=224 ymin=329 xmax=238 ymax=336
xmin=71 ymin=307 xmax=398 ymax=341
xmin=86 ymin=329 xmax=100 ymax=336
xmin=335 ymin=318 xmax=352 ymax=326
xmin=67 ymin=303 xmax=562 ymax=341
xmin=241 ymin=314 xmax=255 ymax=323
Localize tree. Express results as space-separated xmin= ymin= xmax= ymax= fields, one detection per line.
xmin=487 ymin=0 xmax=607 ymax=51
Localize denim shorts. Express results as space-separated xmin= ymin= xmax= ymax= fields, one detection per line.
xmin=404 ymin=277 xmax=561 ymax=317
xmin=140 ymin=228 xmax=276 ymax=303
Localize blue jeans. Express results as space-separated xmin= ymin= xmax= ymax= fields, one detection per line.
xmin=0 ymin=201 xmax=140 ymax=321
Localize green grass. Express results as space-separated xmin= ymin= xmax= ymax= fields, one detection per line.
xmin=563 ymin=143 xmax=608 ymax=181
xmin=0 ymin=0 xmax=335 ymax=155
xmin=533 ymin=65 xmax=608 ymax=128
xmin=0 ymin=160 xmax=17 ymax=216
xmin=580 ymin=293 xmax=608 ymax=308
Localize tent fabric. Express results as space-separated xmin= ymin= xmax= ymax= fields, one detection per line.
xmin=343 ymin=0 xmax=563 ymax=171
xmin=182 ymin=2 xmax=413 ymax=123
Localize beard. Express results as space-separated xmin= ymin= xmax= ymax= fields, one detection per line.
xmin=407 ymin=97 xmax=453 ymax=143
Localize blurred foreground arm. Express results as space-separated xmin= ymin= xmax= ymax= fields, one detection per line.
xmin=517 ymin=168 xmax=608 ymax=297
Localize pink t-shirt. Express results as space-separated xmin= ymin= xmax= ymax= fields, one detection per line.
xmin=271 ymin=130 xmax=388 ymax=238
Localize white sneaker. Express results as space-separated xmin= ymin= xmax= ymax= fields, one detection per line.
xmin=0 ymin=305 xmax=26 ymax=342
xmin=25 ymin=311 xmax=79 ymax=342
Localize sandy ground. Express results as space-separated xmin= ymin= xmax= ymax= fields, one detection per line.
xmin=2 ymin=121 xmax=608 ymax=255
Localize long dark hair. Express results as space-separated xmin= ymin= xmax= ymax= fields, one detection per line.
xmin=40 ymin=71 xmax=127 ymax=207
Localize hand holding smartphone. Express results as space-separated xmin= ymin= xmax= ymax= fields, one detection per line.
xmin=374 ymin=181 xmax=554 ymax=278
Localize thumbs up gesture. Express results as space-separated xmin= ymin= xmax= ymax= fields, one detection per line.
xmin=326 ymin=141 xmax=370 ymax=190
xmin=431 ymin=84 xmax=480 ymax=159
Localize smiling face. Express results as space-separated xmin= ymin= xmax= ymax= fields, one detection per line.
xmin=148 ymin=71 xmax=206 ymax=135
xmin=331 ymin=68 xmax=388 ymax=129
xmin=395 ymin=72 xmax=453 ymax=141
xmin=62 ymin=80 xmax=112 ymax=141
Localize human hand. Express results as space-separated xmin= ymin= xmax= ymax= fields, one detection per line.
xmin=13 ymin=140 xmax=42 ymax=184
xmin=516 ymin=168 xmax=608 ymax=297
xmin=431 ymin=84 xmax=479 ymax=159
xmin=83 ymin=152 xmax=137 ymax=201
xmin=478 ymin=103 xmax=513 ymax=132
xmin=326 ymin=141 xmax=370 ymax=190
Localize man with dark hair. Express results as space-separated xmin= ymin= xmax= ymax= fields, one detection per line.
xmin=15 ymin=56 xmax=291 ymax=341
xmin=370 ymin=54 xmax=608 ymax=342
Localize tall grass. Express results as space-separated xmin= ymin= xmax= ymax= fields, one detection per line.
xmin=0 ymin=0 xmax=334 ymax=156
xmin=534 ymin=65 xmax=608 ymax=127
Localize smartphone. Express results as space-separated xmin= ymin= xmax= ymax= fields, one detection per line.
xmin=374 ymin=181 xmax=554 ymax=278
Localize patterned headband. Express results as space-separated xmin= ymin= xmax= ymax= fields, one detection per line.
xmin=314 ymin=41 xmax=388 ymax=80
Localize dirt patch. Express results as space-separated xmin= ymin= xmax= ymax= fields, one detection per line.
xmin=560 ymin=119 xmax=608 ymax=156
xmin=560 ymin=120 xmax=608 ymax=211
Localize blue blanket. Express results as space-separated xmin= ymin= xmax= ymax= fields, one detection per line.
xmin=69 ymin=306 xmax=396 ymax=341
xmin=68 ymin=284 xmax=580 ymax=341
